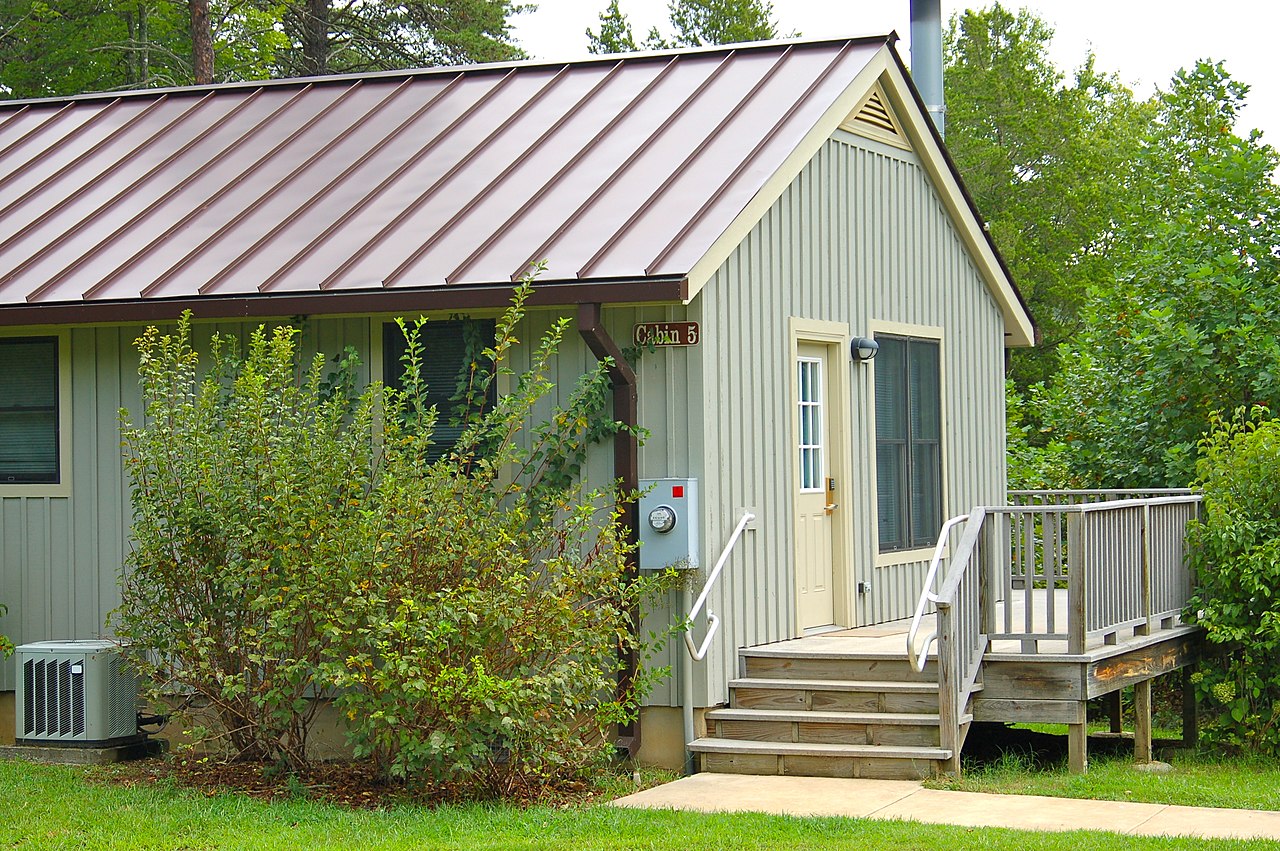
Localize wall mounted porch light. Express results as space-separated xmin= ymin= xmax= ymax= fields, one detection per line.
xmin=851 ymin=336 xmax=880 ymax=363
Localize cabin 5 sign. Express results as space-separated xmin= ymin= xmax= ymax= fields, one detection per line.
xmin=633 ymin=322 xmax=700 ymax=347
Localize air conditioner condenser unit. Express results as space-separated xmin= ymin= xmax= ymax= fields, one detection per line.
xmin=15 ymin=640 xmax=140 ymax=747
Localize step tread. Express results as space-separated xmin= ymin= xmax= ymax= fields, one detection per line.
xmin=689 ymin=737 xmax=953 ymax=760
xmin=708 ymin=708 xmax=941 ymax=725
xmin=730 ymin=677 xmax=938 ymax=693
xmin=741 ymin=646 xmax=933 ymax=662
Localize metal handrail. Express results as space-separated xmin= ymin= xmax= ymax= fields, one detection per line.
xmin=905 ymin=513 xmax=970 ymax=673
xmin=684 ymin=510 xmax=756 ymax=661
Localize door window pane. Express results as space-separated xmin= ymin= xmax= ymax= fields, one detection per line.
xmin=797 ymin=357 xmax=823 ymax=492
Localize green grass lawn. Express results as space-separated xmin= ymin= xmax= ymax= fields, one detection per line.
xmin=2 ymin=759 xmax=1279 ymax=850
xmin=934 ymin=746 xmax=1280 ymax=811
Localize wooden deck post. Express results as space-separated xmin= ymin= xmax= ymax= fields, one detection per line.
xmin=1068 ymin=721 xmax=1088 ymax=773
xmin=1183 ymin=665 xmax=1198 ymax=748
xmin=1134 ymin=678 xmax=1153 ymax=763
xmin=1104 ymin=690 xmax=1123 ymax=734
xmin=981 ymin=511 xmax=1005 ymax=636
xmin=1138 ymin=504 xmax=1153 ymax=636
xmin=937 ymin=602 xmax=961 ymax=776
xmin=1067 ymin=512 xmax=1086 ymax=655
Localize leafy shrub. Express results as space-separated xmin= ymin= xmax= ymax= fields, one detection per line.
xmin=116 ymin=314 xmax=378 ymax=768
xmin=1186 ymin=409 xmax=1280 ymax=753
xmin=115 ymin=288 xmax=673 ymax=795
xmin=324 ymin=289 xmax=674 ymax=797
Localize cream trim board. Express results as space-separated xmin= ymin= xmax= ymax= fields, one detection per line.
xmin=787 ymin=317 xmax=849 ymax=345
xmin=686 ymin=45 xmax=1034 ymax=348
xmin=865 ymin=320 xmax=948 ymax=566
xmin=788 ymin=316 xmax=853 ymax=631
xmin=685 ymin=48 xmax=894 ymax=302
xmin=0 ymin=329 xmax=72 ymax=497
xmin=876 ymin=546 xmax=937 ymax=569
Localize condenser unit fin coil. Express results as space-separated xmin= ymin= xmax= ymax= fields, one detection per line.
xmin=14 ymin=640 xmax=139 ymax=746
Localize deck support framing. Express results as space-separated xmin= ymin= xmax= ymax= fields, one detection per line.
xmin=974 ymin=627 xmax=1200 ymax=773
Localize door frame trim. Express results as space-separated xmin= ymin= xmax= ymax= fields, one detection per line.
xmin=788 ymin=317 xmax=853 ymax=634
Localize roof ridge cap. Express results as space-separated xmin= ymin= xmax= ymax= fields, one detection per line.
xmin=0 ymin=33 xmax=896 ymax=111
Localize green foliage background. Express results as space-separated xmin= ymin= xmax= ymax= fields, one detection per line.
xmin=0 ymin=0 xmax=526 ymax=96
xmin=586 ymin=0 xmax=784 ymax=54
xmin=1186 ymin=411 xmax=1280 ymax=754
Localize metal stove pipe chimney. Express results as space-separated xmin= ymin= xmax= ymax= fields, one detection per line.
xmin=910 ymin=0 xmax=945 ymax=137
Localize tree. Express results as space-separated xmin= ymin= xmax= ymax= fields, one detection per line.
xmin=587 ymin=0 xmax=783 ymax=55
xmin=1040 ymin=61 xmax=1280 ymax=487
xmin=943 ymin=4 xmax=1152 ymax=391
xmin=275 ymin=0 xmax=526 ymax=78
xmin=0 ymin=0 xmax=192 ymax=97
xmin=585 ymin=0 xmax=638 ymax=55
xmin=665 ymin=0 xmax=779 ymax=47
xmin=1185 ymin=410 xmax=1280 ymax=754
xmin=0 ymin=0 xmax=525 ymax=97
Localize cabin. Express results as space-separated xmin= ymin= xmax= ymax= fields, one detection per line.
xmin=0 ymin=35 xmax=1199 ymax=775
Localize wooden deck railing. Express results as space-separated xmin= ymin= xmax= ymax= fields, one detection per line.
xmin=919 ymin=490 xmax=1201 ymax=770
xmin=991 ymin=491 xmax=1199 ymax=653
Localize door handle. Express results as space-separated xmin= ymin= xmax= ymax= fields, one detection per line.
xmin=824 ymin=502 xmax=838 ymax=515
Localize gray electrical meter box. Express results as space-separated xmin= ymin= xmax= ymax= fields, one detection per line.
xmin=639 ymin=478 xmax=698 ymax=569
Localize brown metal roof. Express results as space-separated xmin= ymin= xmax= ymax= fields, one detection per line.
xmin=0 ymin=37 xmax=890 ymax=323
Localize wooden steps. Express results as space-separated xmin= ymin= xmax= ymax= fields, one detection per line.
xmin=691 ymin=644 xmax=968 ymax=780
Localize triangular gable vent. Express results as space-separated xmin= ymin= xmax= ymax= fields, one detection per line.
xmin=841 ymin=84 xmax=909 ymax=150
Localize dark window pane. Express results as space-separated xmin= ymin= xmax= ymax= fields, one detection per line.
xmin=874 ymin=337 xmax=906 ymax=440
xmin=383 ymin=320 xmax=496 ymax=462
xmin=0 ymin=337 xmax=59 ymax=484
xmin=0 ymin=340 xmax=58 ymax=406
xmin=874 ymin=334 xmax=941 ymax=552
xmin=876 ymin=443 xmax=905 ymax=550
xmin=0 ymin=411 xmax=58 ymax=479
xmin=909 ymin=341 xmax=940 ymax=441
xmin=910 ymin=443 xmax=941 ymax=546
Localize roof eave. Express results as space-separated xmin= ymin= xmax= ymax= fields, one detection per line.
xmin=0 ymin=276 xmax=687 ymax=327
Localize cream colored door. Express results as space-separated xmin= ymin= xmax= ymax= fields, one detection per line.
xmin=795 ymin=343 xmax=836 ymax=630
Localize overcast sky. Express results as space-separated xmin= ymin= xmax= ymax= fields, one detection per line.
xmin=511 ymin=1 xmax=1279 ymax=145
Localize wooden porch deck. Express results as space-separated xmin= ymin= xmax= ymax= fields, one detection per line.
xmin=691 ymin=491 xmax=1204 ymax=779
xmin=774 ymin=589 xmax=1202 ymax=771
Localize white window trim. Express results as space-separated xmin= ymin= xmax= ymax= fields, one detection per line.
xmin=0 ymin=329 xmax=72 ymax=498
xmin=867 ymin=320 xmax=947 ymax=568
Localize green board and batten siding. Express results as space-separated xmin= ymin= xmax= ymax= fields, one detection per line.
xmin=686 ymin=131 xmax=1007 ymax=706
xmin=0 ymin=132 xmax=1007 ymax=712
xmin=0 ymin=312 xmax=695 ymax=704
xmin=0 ymin=320 xmax=375 ymax=692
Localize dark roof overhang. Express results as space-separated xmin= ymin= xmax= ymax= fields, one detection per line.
xmin=0 ymin=275 xmax=687 ymax=327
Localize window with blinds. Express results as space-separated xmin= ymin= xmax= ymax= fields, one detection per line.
xmin=383 ymin=320 xmax=496 ymax=462
xmin=874 ymin=335 xmax=941 ymax=552
xmin=0 ymin=337 xmax=60 ymax=485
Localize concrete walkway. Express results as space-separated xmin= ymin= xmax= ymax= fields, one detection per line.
xmin=611 ymin=774 xmax=1280 ymax=841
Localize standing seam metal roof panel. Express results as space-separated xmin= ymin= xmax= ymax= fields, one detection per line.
xmin=0 ymin=38 xmax=890 ymax=315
